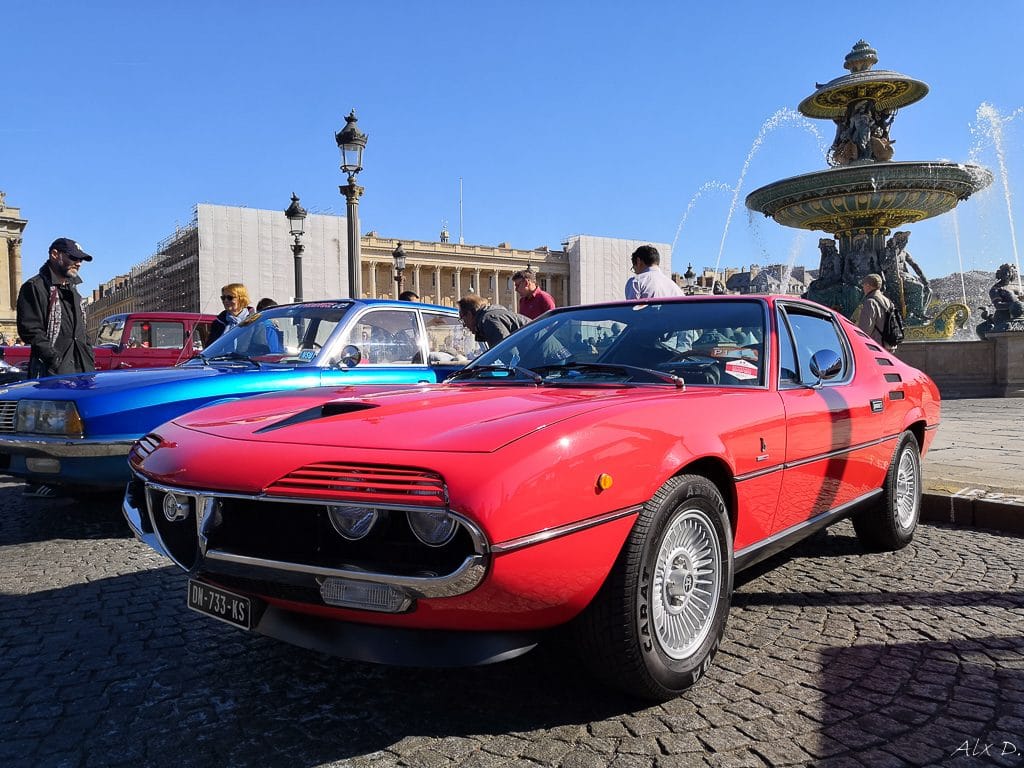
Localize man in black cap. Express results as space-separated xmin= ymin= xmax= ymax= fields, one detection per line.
xmin=17 ymin=238 xmax=95 ymax=379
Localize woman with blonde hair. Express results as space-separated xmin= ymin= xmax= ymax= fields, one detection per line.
xmin=207 ymin=282 xmax=254 ymax=343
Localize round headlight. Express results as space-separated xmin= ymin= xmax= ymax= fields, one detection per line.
xmin=162 ymin=492 xmax=190 ymax=522
xmin=327 ymin=505 xmax=378 ymax=540
xmin=407 ymin=509 xmax=457 ymax=547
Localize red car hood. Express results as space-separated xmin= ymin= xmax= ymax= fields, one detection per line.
xmin=172 ymin=383 xmax=667 ymax=453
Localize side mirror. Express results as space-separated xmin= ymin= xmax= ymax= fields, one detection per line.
xmin=809 ymin=349 xmax=843 ymax=384
xmin=338 ymin=345 xmax=362 ymax=368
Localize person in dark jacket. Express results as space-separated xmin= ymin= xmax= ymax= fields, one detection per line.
xmin=207 ymin=283 xmax=255 ymax=344
xmin=16 ymin=237 xmax=95 ymax=379
xmin=457 ymin=294 xmax=530 ymax=349
xmin=16 ymin=238 xmax=96 ymax=498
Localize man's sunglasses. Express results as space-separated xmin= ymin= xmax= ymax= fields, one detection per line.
xmin=221 ymin=295 xmax=237 ymax=301
xmin=61 ymin=253 xmax=86 ymax=263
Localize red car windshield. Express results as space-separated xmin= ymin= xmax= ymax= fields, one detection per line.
xmin=463 ymin=300 xmax=768 ymax=387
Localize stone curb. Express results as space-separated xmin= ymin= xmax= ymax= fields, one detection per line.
xmin=921 ymin=489 xmax=1024 ymax=536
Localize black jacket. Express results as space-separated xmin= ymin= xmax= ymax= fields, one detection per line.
xmin=16 ymin=263 xmax=94 ymax=377
xmin=473 ymin=304 xmax=531 ymax=348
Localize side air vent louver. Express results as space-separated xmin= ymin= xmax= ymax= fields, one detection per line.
xmin=129 ymin=433 xmax=163 ymax=468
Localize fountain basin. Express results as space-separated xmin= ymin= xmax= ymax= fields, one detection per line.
xmin=746 ymin=161 xmax=992 ymax=235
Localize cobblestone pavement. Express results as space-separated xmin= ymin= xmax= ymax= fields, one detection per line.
xmin=2 ymin=481 xmax=1023 ymax=768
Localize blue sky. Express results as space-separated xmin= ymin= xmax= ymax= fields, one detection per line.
xmin=4 ymin=1 xmax=1022 ymax=297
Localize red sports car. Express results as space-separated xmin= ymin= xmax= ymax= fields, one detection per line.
xmin=124 ymin=295 xmax=939 ymax=700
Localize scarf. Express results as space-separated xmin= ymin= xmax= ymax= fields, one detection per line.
xmin=223 ymin=307 xmax=252 ymax=328
xmin=46 ymin=285 xmax=62 ymax=347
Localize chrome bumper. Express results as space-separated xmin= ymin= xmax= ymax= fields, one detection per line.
xmin=122 ymin=485 xmax=168 ymax=557
xmin=0 ymin=434 xmax=134 ymax=458
xmin=127 ymin=476 xmax=490 ymax=603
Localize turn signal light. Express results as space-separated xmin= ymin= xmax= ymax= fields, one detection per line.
xmin=597 ymin=473 xmax=614 ymax=491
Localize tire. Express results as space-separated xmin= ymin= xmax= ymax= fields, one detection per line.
xmin=853 ymin=430 xmax=921 ymax=551
xmin=573 ymin=474 xmax=733 ymax=701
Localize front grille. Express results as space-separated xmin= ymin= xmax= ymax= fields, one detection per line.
xmin=0 ymin=401 xmax=17 ymax=432
xmin=207 ymin=497 xmax=473 ymax=577
xmin=265 ymin=462 xmax=448 ymax=506
xmin=147 ymin=488 xmax=201 ymax=570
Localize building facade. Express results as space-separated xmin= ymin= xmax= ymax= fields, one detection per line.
xmin=0 ymin=192 xmax=27 ymax=343
xmin=564 ymin=235 xmax=674 ymax=306
xmin=85 ymin=204 xmax=662 ymax=327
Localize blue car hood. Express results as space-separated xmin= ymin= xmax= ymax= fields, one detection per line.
xmin=0 ymin=363 xmax=330 ymax=421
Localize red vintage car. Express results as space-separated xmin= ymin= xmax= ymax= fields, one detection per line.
xmin=124 ymin=295 xmax=939 ymax=700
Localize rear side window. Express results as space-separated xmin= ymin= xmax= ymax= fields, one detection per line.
xmin=129 ymin=321 xmax=185 ymax=349
xmin=777 ymin=305 xmax=850 ymax=386
xmin=421 ymin=311 xmax=480 ymax=364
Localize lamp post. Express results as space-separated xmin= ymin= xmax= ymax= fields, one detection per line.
xmin=335 ymin=109 xmax=368 ymax=299
xmin=392 ymin=242 xmax=407 ymax=299
xmin=683 ymin=263 xmax=696 ymax=294
xmin=285 ymin=193 xmax=307 ymax=302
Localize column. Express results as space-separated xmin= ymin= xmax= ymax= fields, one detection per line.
xmin=472 ymin=268 xmax=481 ymax=297
xmin=413 ymin=266 xmax=422 ymax=298
xmin=454 ymin=268 xmax=462 ymax=300
xmin=11 ymin=237 xmax=22 ymax=301
xmin=0 ymin=239 xmax=12 ymax=312
xmin=492 ymin=269 xmax=500 ymax=305
xmin=432 ymin=266 xmax=441 ymax=305
xmin=368 ymin=261 xmax=378 ymax=298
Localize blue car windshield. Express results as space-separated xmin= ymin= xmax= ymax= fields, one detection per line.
xmin=466 ymin=300 xmax=768 ymax=387
xmin=193 ymin=302 xmax=353 ymax=366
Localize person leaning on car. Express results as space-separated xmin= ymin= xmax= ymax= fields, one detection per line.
xmin=16 ymin=237 xmax=95 ymax=378
xmin=457 ymin=294 xmax=531 ymax=349
xmin=857 ymin=273 xmax=895 ymax=349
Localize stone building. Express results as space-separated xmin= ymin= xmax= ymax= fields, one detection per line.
xmin=725 ymin=264 xmax=810 ymax=295
xmin=86 ymin=275 xmax=134 ymax=341
xmin=84 ymin=203 xmax=664 ymax=325
xmin=0 ymin=192 xmax=27 ymax=342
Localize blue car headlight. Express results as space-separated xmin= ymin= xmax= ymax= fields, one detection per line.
xmin=16 ymin=400 xmax=84 ymax=437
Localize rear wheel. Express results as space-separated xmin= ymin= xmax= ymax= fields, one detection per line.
xmin=853 ymin=431 xmax=921 ymax=551
xmin=574 ymin=474 xmax=733 ymax=701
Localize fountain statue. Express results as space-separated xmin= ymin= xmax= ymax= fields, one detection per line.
xmin=745 ymin=41 xmax=993 ymax=340
xmin=976 ymin=263 xmax=1024 ymax=339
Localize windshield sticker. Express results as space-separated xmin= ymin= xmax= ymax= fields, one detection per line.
xmin=725 ymin=359 xmax=759 ymax=380
xmin=297 ymin=302 xmax=350 ymax=310
xmin=299 ymin=349 xmax=317 ymax=361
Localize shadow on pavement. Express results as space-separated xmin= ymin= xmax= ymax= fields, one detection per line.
xmin=3 ymin=556 xmax=1023 ymax=767
xmin=0 ymin=485 xmax=130 ymax=546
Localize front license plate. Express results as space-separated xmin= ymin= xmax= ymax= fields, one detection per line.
xmin=187 ymin=579 xmax=253 ymax=631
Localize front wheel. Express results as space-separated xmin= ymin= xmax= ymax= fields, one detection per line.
xmin=853 ymin=431 xmax=921 ymax=551
xmin=573 ymin=474 xmax=733 ymax=701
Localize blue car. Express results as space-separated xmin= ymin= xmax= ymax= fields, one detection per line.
xmin=0 ymin=299 xmax=479 ymax=493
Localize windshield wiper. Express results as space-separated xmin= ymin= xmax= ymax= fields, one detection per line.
xmin=199 ymin=352 xmax=260 ymax=367
xmin=448 ymin=356 xmax=544 ymax=385
xmin=532 ymin=362 xmax=683 ymax=388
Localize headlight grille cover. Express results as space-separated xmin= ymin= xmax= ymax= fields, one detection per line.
xmin=266 ymin=462 xmax=448 ymax=506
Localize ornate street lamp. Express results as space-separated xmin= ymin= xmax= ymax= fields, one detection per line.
xmin=335 ymin=110 xmax=368 ymax=298
xmin=392 ymin=242 xmax=407 ymax=299
xmin=285 ymin=193 xmax=307 ymax=302
xmin=683 ymin=263 xmax=696 ymax=294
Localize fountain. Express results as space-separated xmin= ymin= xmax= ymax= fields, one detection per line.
xmin=745 ymin=41 xmax=993 ymax=340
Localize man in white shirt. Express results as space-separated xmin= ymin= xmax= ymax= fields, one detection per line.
xmin=625 ymin=245 xmax=683 ymax=300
